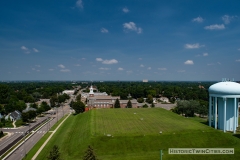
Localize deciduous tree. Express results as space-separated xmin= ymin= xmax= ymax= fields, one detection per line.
xmin=72 ymin=101 xmax=85 ymax=114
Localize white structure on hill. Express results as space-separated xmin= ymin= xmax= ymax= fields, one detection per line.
xmin=208 ymin=81 xmax=240 ymax=133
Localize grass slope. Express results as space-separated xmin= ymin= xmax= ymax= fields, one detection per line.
xmin=34 ymin=108 xmax=240 ymax=160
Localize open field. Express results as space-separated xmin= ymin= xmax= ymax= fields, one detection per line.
xmin=31 ymin=108 xmax=240 ymax=160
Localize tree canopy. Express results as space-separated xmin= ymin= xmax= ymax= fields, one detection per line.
xmin=83 ymin=145 xmax=97 ymax=160
xmin=172 ymin=100 xmax=207 ymax=117
xmin=47 ymin=145 xmax=61 ymax=160
xmin=126 ymin=100 xmax=132 ymax=108
xmin=72 ymin=101 xmax=85 ymax=114
xmin=114 ymin=98 xmax=120 ymax=108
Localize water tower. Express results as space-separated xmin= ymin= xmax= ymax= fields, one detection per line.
xmin=208 ymin=80 xmax=240 ymax=133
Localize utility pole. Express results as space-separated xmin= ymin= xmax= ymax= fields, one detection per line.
xmin=24 ymin=131 xmax=26 ymax=157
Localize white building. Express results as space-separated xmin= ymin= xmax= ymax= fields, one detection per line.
xmin=62 ymin=90 xmax=75 ymax=95
xmin=208 ymin=81 xmax=240 ymax=133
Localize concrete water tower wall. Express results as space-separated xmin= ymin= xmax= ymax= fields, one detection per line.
xmin=208 ymin=81 xmax=240 ymax=133
xmin=217 ymin=98 xmax=238 ymax=131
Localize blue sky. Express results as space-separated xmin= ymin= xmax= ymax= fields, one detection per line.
xmin=0 ymin=0 xmax=240 ymax=81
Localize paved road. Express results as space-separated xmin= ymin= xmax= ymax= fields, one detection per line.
xmin=8 ymin=105 xmax=70 ymax=160
xmin=0 ymin=116 xmax=48 ymax=156
xmin=2 ymin=104 xmax=71 ymax=160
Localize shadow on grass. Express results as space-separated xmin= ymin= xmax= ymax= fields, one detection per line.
xmin=200 ymin=121 xmax=209 ymax=126
xmin=233 ymin=134 xmax=240 ymax=139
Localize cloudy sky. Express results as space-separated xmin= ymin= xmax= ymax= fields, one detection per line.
xmin=1 ymin=0 xmax=240 ymax=81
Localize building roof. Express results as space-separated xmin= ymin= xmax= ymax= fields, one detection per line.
xmin=10 ymin=110 xmax=21 ymax=119
xmin=209 ymin=81 xmax=240 ymax=95
xmin=88 ymin=95 xmax=120 ymax=100
xmin=120 ymin=100 xmax=138 ymax=104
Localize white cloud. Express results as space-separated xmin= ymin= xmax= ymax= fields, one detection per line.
xmin=123 ymin=22 xmax=142 ymax=34
xmin=101 ymin=28 xmax=109 ymax=33
xmin=138 ymin=58 xmax=142 ymax=60
xmin=33 ymin=48 xmax=39 ymax=52
xmin=96 ymin=58 xmax=118 ymax=64
xmin=82 ymin=58 xmax=86 ymax=60
xmin=49 ymin=69 xmax=54 ymax=71
xmin=96 ymin=58 xmax=103 ymax=62
xmin=118 ymin=67 xmax=124 ymax=71
xmin=60 ymin=69 xmax=71 ymax=72
xmin=222 ymin=15 xmax=237 ymax=24
xmin=184 ymin=60 xmax=194 ymax=65
xmin=222 ymin=15 xmax=231 ymax=24
xmin=217 ymin=62 xmax=221 ymax=65
xmin=158 ymin=68 xmax=167 ymax=70
xmin=35 ymin=65 xmax=41 ymax=67
xmin=75 ymin=64 xmax=81 ymax=67
xmin=204 ymin=24 xmax=225 ymax=30
xmin=102 ymin=59 xmax=118 ymax=64
xmin=185 ymin=43 xmax=204 ymax=49
xmin=126 ymin=70 xmax=132 ymax=74
xmin=99 ymin=67 xmax=110 ymax=70
xmin=236 ymin=59 xmax=240 ymax=62
xmin=32 ymin=68 xmax=35 ymax=70
xmin=58 ymin=64 xmax=65 ymax=68
xmin=140 ymin=64 xmax=144 ymax=67
xmin=147 ymin=67 xmax=151 ymax=70
xmin=76 ymin=0 xmax=83 ymax=9
xmin=192 ymin=16 xmax=203 ymax=23
xmin=21 ymin=46 xmax=30 ymax=54
xmin=203 ymin=53 xmax=208 ymax=56
xmin=123 ymin=7 xmax=129 ymax=13
xmin=238 ymin=48 xmax=240 ymax=51
xmin=21 ymin=46 xmax=28 ymax=50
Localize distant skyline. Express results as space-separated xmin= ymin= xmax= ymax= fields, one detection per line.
xmin=0 ymin=0 xmax=240 ymax=81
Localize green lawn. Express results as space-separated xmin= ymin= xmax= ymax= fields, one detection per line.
xmin=32 ymin=108 xmax=240 ymax=160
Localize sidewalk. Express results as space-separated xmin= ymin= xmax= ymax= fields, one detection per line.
xmin=31 ymin=113 xmax=71 ymax=160
xmin=12 ymin=121 xmax=16 ymax=128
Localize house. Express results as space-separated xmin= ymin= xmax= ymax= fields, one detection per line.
xmin=62 ymin=90 xmax=75 ymax=95
xmin=5 ymin=110 xmax=21 ymax=121
xmin=159 ymin=97 xmax=170 ymax=103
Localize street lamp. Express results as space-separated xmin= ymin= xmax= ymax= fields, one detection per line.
xmin=29 ymin=124 xmax=31 ymax=134
xmin=23 ymin=131 xmax=26 ymax=157
xmin=62 ymin=103 xmax=64 ymax=117
xmin=56 ymin=107 xmax=58 ymax=122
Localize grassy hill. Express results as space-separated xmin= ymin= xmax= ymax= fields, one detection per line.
xmin=34 ymin=108 xmax=240 ymax=160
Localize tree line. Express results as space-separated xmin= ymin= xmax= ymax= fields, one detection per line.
xmin=172 ymin=100 xmax=208 ymax=117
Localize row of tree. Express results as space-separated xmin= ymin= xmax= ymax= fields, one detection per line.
xmin=47 ymin=145 xmax=97 ymax=160
xmin=94 ymin=81 xmax=212 ymax=103
xmin=113 ymin=99 xmax=154 ymax=108
xmin=172 ymin=100 xmax=208 ymax=117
